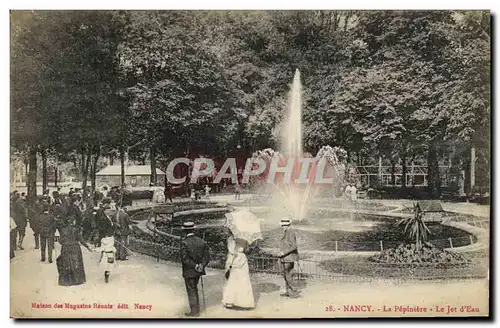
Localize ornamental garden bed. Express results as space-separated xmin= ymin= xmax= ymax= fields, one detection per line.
xmin=319 ymin=253 xmax=488 ymax=280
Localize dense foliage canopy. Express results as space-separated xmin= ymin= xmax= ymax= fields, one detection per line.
xmin=11 ymin=10 xmax=490 ymax=197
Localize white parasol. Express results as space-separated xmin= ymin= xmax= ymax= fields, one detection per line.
xmin=224 ymin=209 xmax=263 ymax=244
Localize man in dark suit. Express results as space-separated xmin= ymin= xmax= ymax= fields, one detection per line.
xmin=82 ymin=205 xmax=96 ymax=242
xmin=38 ymin=203 xmax=56 ymax=263
xmin=11 ymin=191 xmax=27 ymax=250
xmin=164 ymin=181 xmax=173 ymax=203
xmin=180 ymin=222 xmax=210 ymax=317
xmin=52 ymin=191 xmax=67 ymax=212
xmin=29 ymin=198 xmax=44 ymax=249
xmin=278 ymin=218 xmax=300 ymax=298
xmin=98 ymin=201 xmax=115 ymax=246
xmin=83 ymin=206 xmax=101 ymax=246
xmin=67 ymin=195 xmax=83 ymax=227
xmin=10 ymin=217 xmax=17 ymax=259
xmin=41 ymin=189 xmax=52 ymax=204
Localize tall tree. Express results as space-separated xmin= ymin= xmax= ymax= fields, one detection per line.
xmin=119 ymin=11 xmax=236 ymax=164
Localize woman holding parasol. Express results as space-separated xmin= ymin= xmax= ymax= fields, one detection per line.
xmin=221 ymin=207 xmax=262 ymax=309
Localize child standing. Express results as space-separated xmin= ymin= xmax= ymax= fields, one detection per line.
xmin=204 ymin=185 xmax=211 ymax=200
xmin=94 ymin=235 xmax=117 ymax=283
xmin=234 ymin=183 xmax=242 ymax=200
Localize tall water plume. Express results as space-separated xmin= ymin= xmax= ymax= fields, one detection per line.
xmin=281 ymin=69 xmax=303 ymax=157
xmin=252 ymin=70 xmax=349 ymax=224
xmin=276 ymin=69 xmax=307 ymax=220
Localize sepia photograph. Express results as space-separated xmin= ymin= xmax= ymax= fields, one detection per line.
xmin=9 ymin=9 xmax=491 ymax=319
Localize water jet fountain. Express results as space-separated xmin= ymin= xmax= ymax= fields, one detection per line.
xmin=250 ymin=70 xmax=348 ymax=222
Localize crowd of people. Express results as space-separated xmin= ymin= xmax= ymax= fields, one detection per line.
xmin=10 ymin=187 xmax=131 ymax=285
xmin=11 ymin=185 xmax=300 ymax=317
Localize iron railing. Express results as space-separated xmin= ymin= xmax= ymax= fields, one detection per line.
xmin=444 ymin=215 xmax=490 ymax=229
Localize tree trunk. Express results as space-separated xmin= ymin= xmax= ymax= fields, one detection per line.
xmin=390 ymin=159 xmax=396 ymax=187
xmin=109 ymin=154 xmax=114 ymax=166
xmin=470 ymin=146 xmax=476 ymax=192
xmin=81 ymin=146 xmax=92 ymax=189
xmin=24 ymin=160 xmax=29 ymax=189
xmin=41 ymin=149 xmax=48 ymax=192
xmin=464 ymin=158 xmax=471 ymax=195
xmin=120 ymin=146 xmax=126 ymax=188
xmin=54 ymin=167 xmax=58 ymax=188
xmin=91 ymin=145 xmax=101 ymax=192
xmin=150 ymin=146 xmax=157 ymax=185
xmin=344 ymin=12 xmax=351 ymax=32
xmin=80 ymin=147 xmax=86 ymax=180
xmin=326 ymin=12 xmax=332 ymax=35
xmin=410 ymin=155 xmax=416 ymax=187
xmin=332 ymin=12 xmax=338 ymax=31
xmin=401 ymin=152 xmax=407 ymax=189
xmin=378 ymin=156 xmax=382 ymax=186
xmin=427 ymin=142 xmax=441 ymax=198
xmin=27 ymin=147 xmax=37 ymax=202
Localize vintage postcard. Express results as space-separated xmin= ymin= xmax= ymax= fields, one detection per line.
xmin=10 ymin=10 xmax=490 ymax=319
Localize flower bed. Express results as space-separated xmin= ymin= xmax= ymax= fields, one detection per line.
xmin=369 ymin=242 xmax=470 ymax=265
xmin=320 ymin=254 xmax=487 ymax=280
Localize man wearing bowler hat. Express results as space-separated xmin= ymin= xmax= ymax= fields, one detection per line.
xmin=278 ymin=217 xmax=300 ymax=298
xmin=180 ymin=222 xmax=210 ymax=317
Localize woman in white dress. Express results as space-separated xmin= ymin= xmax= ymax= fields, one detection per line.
xmin=344 ymin=184 xmax=352 ymax=200
xmin=222 ymin=235 xmax=255 ymax=309
xmin=151 ymin=186 xmax=166 ymax=203
xmin=350 ymin=184 xmax=357 ymax=201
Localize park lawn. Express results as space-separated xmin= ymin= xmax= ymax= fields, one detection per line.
xmin=319 ymin=254 xmax=489 ymax=280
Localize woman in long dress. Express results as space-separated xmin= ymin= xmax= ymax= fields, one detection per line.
xmin=344 ymin=184 xmax=352 ymax=200
xmin=56 ymin=217 xmax=92 ymax=286
xmin=222 ymin=235 xmax=255 ymax=309
xmin=350 ymin=184 xmax=357 ymax=201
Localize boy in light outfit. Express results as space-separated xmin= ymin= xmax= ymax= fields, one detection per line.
xmin=94 ymin=235 xmax=117 ymax=283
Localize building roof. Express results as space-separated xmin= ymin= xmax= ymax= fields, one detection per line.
xmin=96 ymin=165 xmax=166 ymax=176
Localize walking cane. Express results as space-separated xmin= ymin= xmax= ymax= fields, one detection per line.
xmin=200 ymin=276 xmax=206 ymax=313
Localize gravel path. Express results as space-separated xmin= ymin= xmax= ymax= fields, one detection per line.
xmin=11 ymin=231 xmax=489 ymax=318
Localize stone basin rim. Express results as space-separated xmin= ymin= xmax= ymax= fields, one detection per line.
xmin=128 ymin=205 xmax=487 ymax=255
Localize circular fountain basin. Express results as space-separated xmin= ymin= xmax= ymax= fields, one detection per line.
xmin=260 ymin=215 xmax=476 ymax=252
xmin=144 ymin=207 xmax=477 ymax=253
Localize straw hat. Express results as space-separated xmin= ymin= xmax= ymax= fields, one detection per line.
xmin=182 ymin=221 xmax=196 ymax=230
xmin=280 ymin=217 xmax=292 ymax=226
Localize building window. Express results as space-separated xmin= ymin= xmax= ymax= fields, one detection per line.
xmin=413 ymin=175 xmax=425 ymax=185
